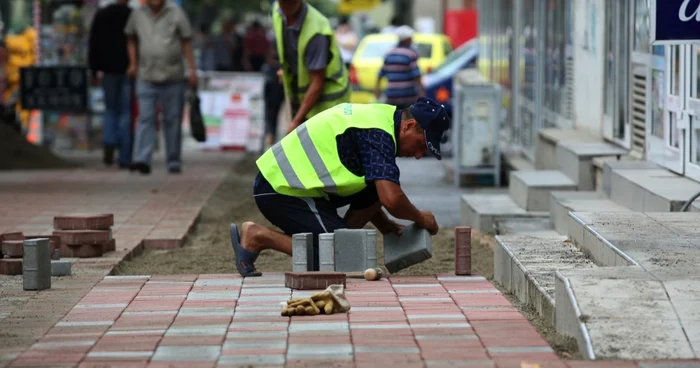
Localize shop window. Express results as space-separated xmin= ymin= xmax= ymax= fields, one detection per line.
xmin=651 ymin=67 xmax=665 ymax=139
xmin=520 ymin=0 xmax=536 ymax=101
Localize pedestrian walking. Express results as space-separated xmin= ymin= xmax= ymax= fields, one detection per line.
xmin=243 ymin=20 xmax=270 ymax=72
xmin=272 ymin=0 xmax=350 ymax=134
xmin=262 ymin=38 xmax=285 ymax=148
xmin=229 ymin=97 xmax=449 ymax=277
xmin=124 ymin=0 xmax=197 ymax=175
xmin=375 ymin=25 xmax=425 ymax=109
xmin=88 ymin=0 xmax=133 ymax=168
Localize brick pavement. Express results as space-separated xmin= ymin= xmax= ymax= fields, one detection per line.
xmin=0 ymin=152 xmax=238 ymax=362
xmin=3 ymin=273 xmax=694 ymax=368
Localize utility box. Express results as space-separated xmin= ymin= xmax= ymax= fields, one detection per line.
xmin=451 ymin=69 xmax=502 ymax=187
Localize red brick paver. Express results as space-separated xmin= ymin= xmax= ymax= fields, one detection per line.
xmin=0 ymin=152 xmax=237 ymax=364
xmin=4 ymin=273 xmax=698 ymax=368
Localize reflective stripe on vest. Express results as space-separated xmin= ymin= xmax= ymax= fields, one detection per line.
xmin=271 ymin=123 xmax=338 ymax=194
xmin=256 ymin=103 xmax=397 ymax=198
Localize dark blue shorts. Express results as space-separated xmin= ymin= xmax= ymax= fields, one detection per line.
xmin=253 ymin=172 xmax=379 ymax=237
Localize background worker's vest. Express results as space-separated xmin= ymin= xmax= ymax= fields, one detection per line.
xmin=257 ymin=103 xmax=397 ymax=198
xmin=272 ymin=2 xmax=350 ymax=120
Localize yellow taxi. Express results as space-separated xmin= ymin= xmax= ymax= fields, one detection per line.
xmin=349 ymin=33 xmax=453 ymax=103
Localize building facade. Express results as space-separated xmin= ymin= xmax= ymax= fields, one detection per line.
xmin=477 ymin=0 xmax=700 ymax=182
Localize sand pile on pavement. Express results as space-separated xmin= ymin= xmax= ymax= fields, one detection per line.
xmin=0 ymin=124 xmax=79 ymax=170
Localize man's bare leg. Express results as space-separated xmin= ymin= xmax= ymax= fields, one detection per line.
xmin=240 ymin=222 xmax=293 ymax=255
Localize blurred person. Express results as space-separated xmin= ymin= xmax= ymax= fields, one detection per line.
xmin=196 ymin=23 xmax=217 ymax=71
xmin=335 ymin=16 xmax=358 ymax=70
xmin=381 ymin=16 xmax=402 ymax=34
xmin=88 ymin=0 xmax=133 ymax=168
xmin=272 ymin=0 xmax=350 ymax=133
xmin=214 ymin=19 xmax=242 ymax=72
xmin=125 ymin=0 xmax=197 ymax=175
xmin=262 ymin=39 xmax=285 ymax=147
xmin=374 ymin=25 xmax=424 ymax=109
xmin=243 ymin=20 xmax=270 ymax=72
xmin=228 ymin=97 xmax=449 ymax=277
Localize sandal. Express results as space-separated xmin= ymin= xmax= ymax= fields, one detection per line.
xmin=230 ymin=223 xmax=262 ymax=277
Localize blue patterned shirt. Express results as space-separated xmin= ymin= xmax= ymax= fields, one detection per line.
xmin=335 ymin=110 xmax=402 ymax=185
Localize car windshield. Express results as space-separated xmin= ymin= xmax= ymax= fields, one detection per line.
xmin=430 ymin=42 xmax=475 ymax=75
xmin=360 ymin=41 xmax=433 ymax=59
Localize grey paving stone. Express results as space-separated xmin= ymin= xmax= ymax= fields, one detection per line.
xmin=234 ymin=305 xmax=281 ymax=311
xmin=288 ymin=322 xmax=348 ymax=333
xmin=75 ymin=303 xmax=128 ymax=309
xmin=407 ymin=314 xmax=466 ymax=320
xmin=23 ymin=238 xmax=52 ymax=290
xmin=487 ymin=346 xmax=553 ymax=353
xmin=334 ymin=229 xmax=377 ymax=272
xmin=399 ymin=297 xmax=452 ymax=302
xmin=319 ymin=233 xmax=335 ymax=271
xmin=56 ymin=321 xmax=114 ymax=327
xmin=165 ymin=326 xmax=227 ymax=336
xmin=223 ymin=340 xmax=286 ymax=350
xmin=292 ymin=232 xmax=313 ymax=272
xmin=152 ymin=345 xmax=220 ymax=361
xmin=236 ymin=295 xmax=288 ymax=302
xmin=87 ymin=351 xmax=153 ymax=359
xmin=122 ymin=311 xmax=178 ymax=316
xmin=230 ymin=322 xmax=289 ymax=329
xmin=238 ymin=288 xmax=289 ymax=295
xmin=218 ymin=355 xmax=285 ymax=365
xmin=287 ymin=344 xmax=353 ymax=359
xmin=392 ymin=283 xmax=443 ymax=288
xmin=193 ymin=279 xmax=242 ymax=287
xmin=178 ymin=307 xmax=235 ymax=316
xmin=437 ymin=276 xmax=487 ymax=282
xmin=51 ymin=260 xmax=72 ymax=276
xmin=227 ymin=330 xmax=288 ymax=339
xmin=638 ymin=363 xmax=700 ymax=368
xmin=186 ymin=292 xmax=238 ymax=300
xmin=105 ymin=329 xmax=166 ymax=335
xmin=384 ymin=224 xmax=432 ymax=273
xmin=232 ymin=311 xmax=281 ymax=318
xmin=33 ymin=341 xmax=95 ymax=348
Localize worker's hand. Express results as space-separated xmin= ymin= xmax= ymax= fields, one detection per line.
xmin=380 ymin=220 xmax=404 ymax=237
xmin=277 ymin=68 xmax=284 ymax=83
xmin=188 ymin=71 xmax=198 ymax=87
xmin=416 ymin=210 xmax=439 ymax=235
xmin=127 ymin=64 xmax=137 ymax=79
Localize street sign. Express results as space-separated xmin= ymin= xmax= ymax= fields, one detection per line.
xmin=19 ymin=66 xmax=89 ymax=112
xmin=650 ymin=0 xmax=700 ymax=44
xmin=338 ymin=0 xmax=381 ymax=14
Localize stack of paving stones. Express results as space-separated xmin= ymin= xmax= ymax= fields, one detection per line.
xmin=52 ymin=213 xmax=116 ymax=258
xmin=12 ymin=273 xmax=563 ymax=367
xmin=0 ymin=231 xmax=25 ymax=275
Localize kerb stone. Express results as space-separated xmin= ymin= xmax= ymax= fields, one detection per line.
xmin=23 ymin=238 xmax=52 ymax=290
xmin=384 ymin=224 xmax=432 ymax=274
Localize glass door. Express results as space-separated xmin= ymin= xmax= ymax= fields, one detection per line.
xmin=684 ymin=46 xmax=700 ymax=181
xmin=648 ymin=45 xmax=686 ymax=174
xmin=602 ymin=0 xmax=632 ymax=148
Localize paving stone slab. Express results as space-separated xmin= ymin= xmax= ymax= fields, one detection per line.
xmin=384 ymin=223 xmax=432 ymax=274
xmin=460 ymin=193 xmax=548 ymax=233
xmin=152 ymin=345 xmax=221 ymax=361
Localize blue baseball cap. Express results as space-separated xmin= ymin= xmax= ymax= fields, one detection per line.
xmin=409 ymin=97 xmax=451 ymax=160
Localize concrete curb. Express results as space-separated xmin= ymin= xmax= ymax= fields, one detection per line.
xmin=554 ymin=270 xmax=595 ymax=360
xmin=567 ymin=212 xmax=638 ymax=267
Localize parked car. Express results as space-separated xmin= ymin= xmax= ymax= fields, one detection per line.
xmin=422 ymin=38 xmax=479 ymax=105
xmin=349 ymin=32 xmax=454 ymax=103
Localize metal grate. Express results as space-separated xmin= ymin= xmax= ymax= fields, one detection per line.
xmin=630 ymin=65 xmax=647 ymax=156
xmin=563 ymin=56 xmax=575 ymax=119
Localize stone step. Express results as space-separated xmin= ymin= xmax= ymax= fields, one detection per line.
xmin=555 ymin=141 xmax=628 ymax=191
xmin=550 ymin=191 xmax=632 ymax=235
xmin=555 ymin=266 xmax=699 ymax=360
xmin=460 ymin=193 xmax=548 ymax=233
xmin=509 ymin=170 xmax=577 ymax=212
xmin=601 ymin=160 xmax=659 ymax=198
xmin=495 ymin=218 xmax=554 ymax=236
xmin=494 ymin=234 xmax=597 ymax=326
xmin=608 ymin=167 xmax=700 ymax=212
xmin=568 ymin=211 xmax=700 ymax=268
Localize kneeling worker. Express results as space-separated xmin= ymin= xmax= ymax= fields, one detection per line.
xmin=230 ymin=97 xmax=450 ymax=277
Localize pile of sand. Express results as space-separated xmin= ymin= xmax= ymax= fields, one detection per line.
xmin=0 ymin=124 xmax=79 ymax=170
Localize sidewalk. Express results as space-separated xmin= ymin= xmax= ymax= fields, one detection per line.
xmin=6 ymin=273 xmax=579 ymax=368
xmin=0 ymin=151 xmax=239 ymax=362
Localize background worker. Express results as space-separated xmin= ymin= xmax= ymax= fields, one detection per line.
xmin=229 ymin=97 xmax=450 ymax=277
xmin=272 ymin=0 xmax=350 ymax=134
xmin=375 ymin=25 xmax=425 ymax=109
